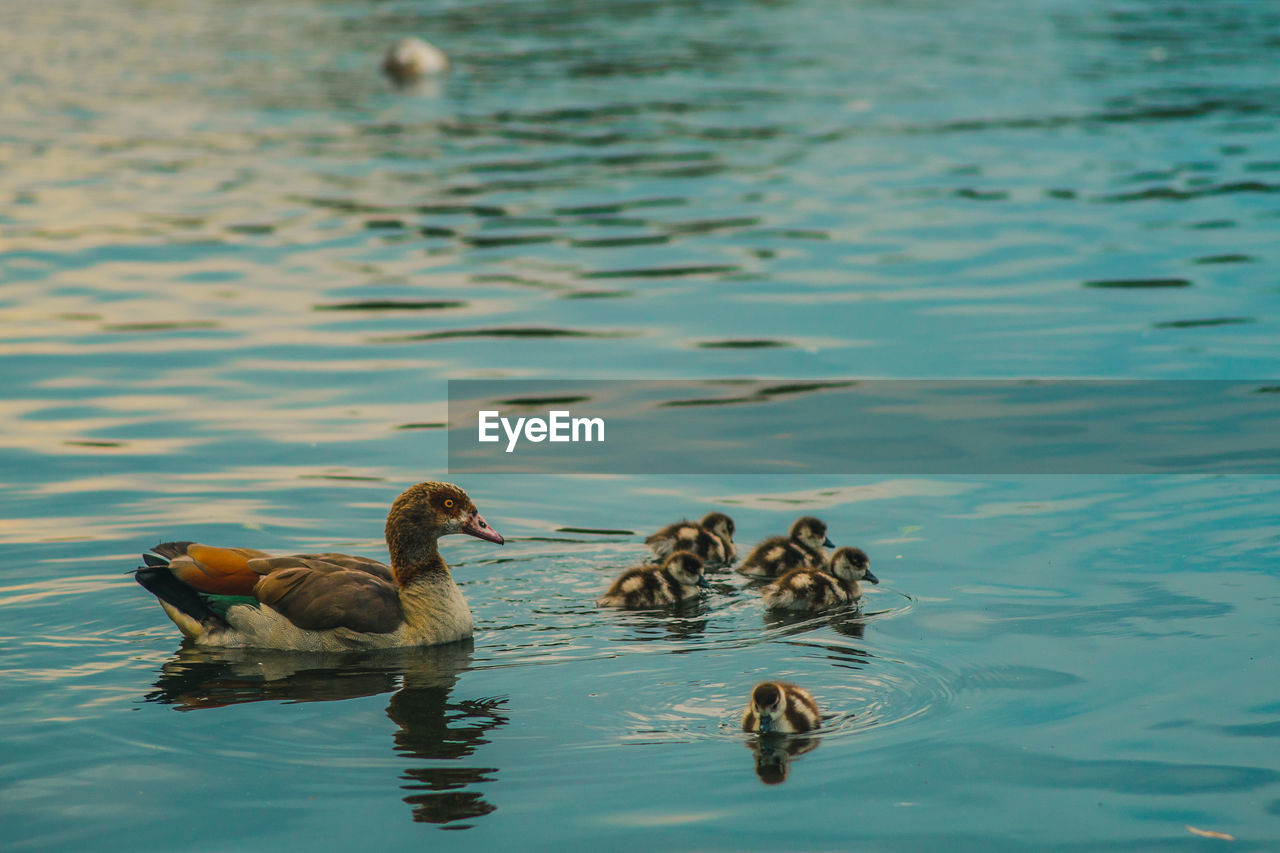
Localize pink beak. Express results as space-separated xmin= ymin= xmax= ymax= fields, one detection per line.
xmin=462 ymin=511 xmax=504 ymax=545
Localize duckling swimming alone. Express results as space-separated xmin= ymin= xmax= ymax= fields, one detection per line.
xmin=741 ymin=681 xmax=821 ymax=734
xmin=598 ymin=551 xmax=709 ymax=609
xmin=737 ymin=516 xmax=834 ymax=578
xmin=645 ymin=512 xmax=737 ymax=567
xmin=382 ymin=37 xmax=449 ymax=85
xmin=760 ymin=547 xmax=878 ymax=611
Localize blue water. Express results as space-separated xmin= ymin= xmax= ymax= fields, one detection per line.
xmin=3 ymin=0 xmax=1279 ymax=849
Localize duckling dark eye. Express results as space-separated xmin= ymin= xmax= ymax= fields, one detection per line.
xmin=444 ymin=498 xmax=454 ymax=508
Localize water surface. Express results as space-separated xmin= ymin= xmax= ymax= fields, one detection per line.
xmin=2 ymin=0 xmax=1279 ymax=849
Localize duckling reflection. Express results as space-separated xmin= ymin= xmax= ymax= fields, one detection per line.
xmin=746 ymin=734 xmax=821 ymax=785
xmin=610 ymin=596 xmax=712 ymax=642
xmin=145 ymin=641 xmax=506 ymax=829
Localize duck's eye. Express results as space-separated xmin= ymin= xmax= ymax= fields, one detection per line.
xmin=444 ymin=498 xmax=454 ymax=508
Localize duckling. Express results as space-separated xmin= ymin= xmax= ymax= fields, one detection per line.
xmin=645 ymin=512 xmax=737 ymax=567
xmin=737 ymin=516 xmax=834 ymax=578
xmin=382 ymin=37 xmax=449 ymax=85
xmin=598 ymin=551 xmax=709 ymax=609
xmin=760 ymin=547 xmax=878 ymax=611
xmin=133 ymin=482 xmax=504 ymax=650
xmin=741 ymin=681 xmax=821 ymax=734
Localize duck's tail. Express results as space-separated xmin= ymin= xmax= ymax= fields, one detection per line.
xmin=134 ymin=542 xmax=228 ymax=640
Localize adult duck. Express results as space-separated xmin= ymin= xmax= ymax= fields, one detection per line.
xmin=134 ymin=481 xmax=503 ymax=650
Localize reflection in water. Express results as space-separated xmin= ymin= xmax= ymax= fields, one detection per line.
xmin=763 ymin=606 xmax=870 ymax=642
xmin=610 ymin=597 xmax=712 ymax=643
xmin=145 ymin=642 xmax=506 ymax=830
xmin=388 ymin=679 xmax=508 ymax=827
xmin=746 ymin=734 xmax=821 ymax=785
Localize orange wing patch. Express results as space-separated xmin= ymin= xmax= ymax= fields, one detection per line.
xmin=170 ymin=544 xmax=269 ymax=596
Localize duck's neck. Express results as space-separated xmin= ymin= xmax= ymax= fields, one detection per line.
xmin=387 ymin=529 xmax=452 ymax=588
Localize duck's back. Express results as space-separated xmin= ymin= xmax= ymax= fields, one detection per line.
xmin=598 ymin=566 xmax=680 ymax=608
xmin=761 ymin=568 xmax=849 ymax=611
xmin=738 ymin=536 xmax=815 ymax=578
xmin=646 ymin=522 xmax=729 ymax=565
xmin=137 ymin=542 xmax=440 ymax=649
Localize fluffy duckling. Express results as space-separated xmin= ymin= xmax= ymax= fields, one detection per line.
xmin=737 ymin=516 xmax=834 ymax=578
xmin=645 ymin=512 xmax=737 ymax=567
xmin=382 ymin=37 xmax=449 ymax=85
xmin=598 ymin=551 xmax=709 ymax=609
xmin=760 ymin=547 xmax=878 ymax=611
xmin=134 ymin=481 xmax=503 ymax=650
xmin=741 ymin=681 xmax=821 ymax=734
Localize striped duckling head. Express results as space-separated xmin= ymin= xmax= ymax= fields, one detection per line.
xmin=662 ymin=550 xmax=710 ymax=591
xmin=790 ymin=516 xmax=834 ymax=554
xmin=700 ymin=512 xmax=735 ymax=546
xmin=828 ymin=547 xmax=877 ymax=587
xmin=742 ymin=681 xmax=821 ymax=734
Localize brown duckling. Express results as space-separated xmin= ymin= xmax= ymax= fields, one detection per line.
xmin=134 ymin=481 xmax=504 ymax=650
xmin=597 ymin=551 xmax=710 ymax=609
xmin=737 ymin=516 xmax=834 ymax=578
xmin=645 ymin=512 xmax=737 ymax=567
xmin=760 ymin=547 xmax=877 ymax=611
xmin=741 ymin=681 xmax=821 ymax=734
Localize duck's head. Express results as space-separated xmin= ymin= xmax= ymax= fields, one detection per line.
xmin=662 ymin=550 xmax=709 ymax=589
xmin=382 ymin=37 xmax=449 ymax=85
xmin=829 ymin=547 xmax=877 ymax=585
xmin=700 ymin=512 xmax=736 ymax=543
xmin=386 ymin=481 xmax=504 ymax=550
xmin=791 ymin=516 xmax=833 ymax=551
xmin=748 ymin=681 xmax=786 ymax=733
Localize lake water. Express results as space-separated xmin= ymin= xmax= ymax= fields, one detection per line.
xmin=3 ymin=0 xmax=1279 ymax=849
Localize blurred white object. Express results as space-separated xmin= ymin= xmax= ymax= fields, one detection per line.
xmin=382 ymin=37 xmax=449 ymax=84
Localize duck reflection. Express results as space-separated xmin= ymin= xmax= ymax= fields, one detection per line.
xmin=145 ymin=641 xmax=506 ymax=829
xmin=388 ymin=676 xmax=507 ymax=826
xmin=746 ymin=734 xmax=821 ymax=785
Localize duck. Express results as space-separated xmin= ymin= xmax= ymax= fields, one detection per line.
xmin=760 ymin=547 xmax=878 ymax=611
xmin=134 ymin=481 xmax=503 ymax=651
xmin=737 ymin=516 xmax=834 ymax=578
xmin=645 ymin=512 xmax=737 ymax=567
xmin=597 ymin=551 xmax=710 ymax=609
xmin=741 ymin=681 xmax=821 ymax=734
xmin=382 ymin=37 xmax=449 ymax=85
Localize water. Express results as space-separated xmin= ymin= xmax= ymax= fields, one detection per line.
xmin=2 ymin=0 xmax=1279 ymax=848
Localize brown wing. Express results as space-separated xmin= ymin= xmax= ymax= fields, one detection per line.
xmin=252 ymin=558 xmax=403 ymax=634
xmin=163 ymin=543 xmax=272 ymax=596
xmin=290 ymin=553 xmax=394 ymax=582
xmin=155 ymin=543 xmax=402 ymax=633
